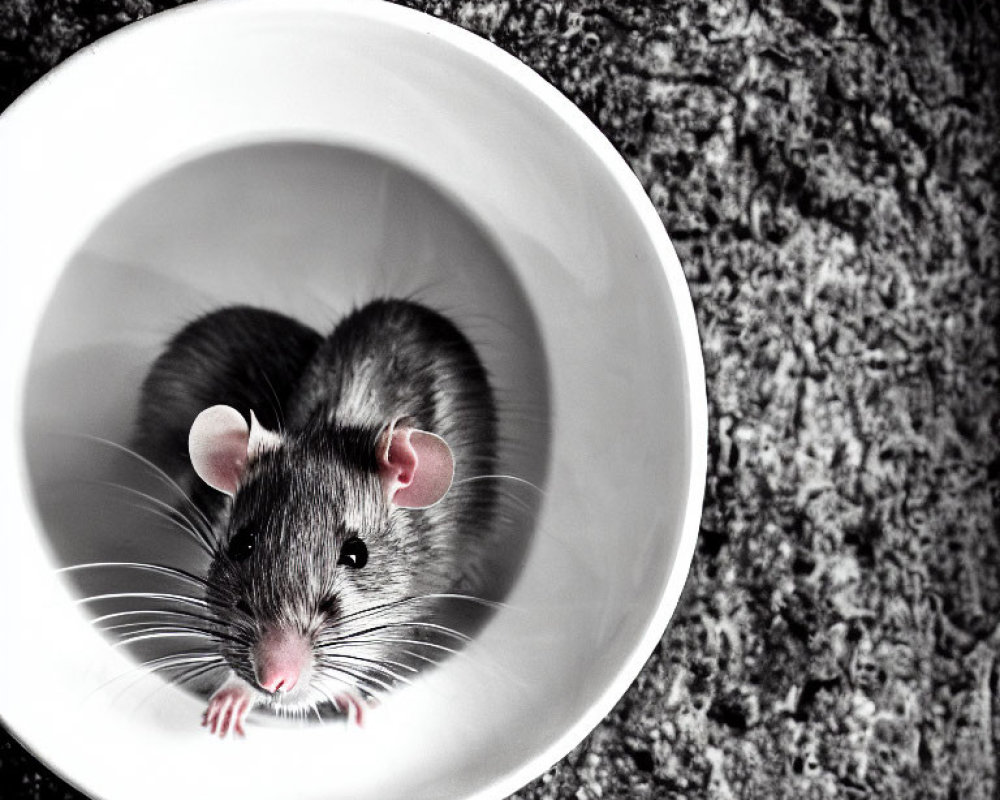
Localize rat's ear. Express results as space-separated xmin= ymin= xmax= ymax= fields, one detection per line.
xmin=377 ymin=420 xmax=454 ymax=509
xmin=189 ymin=405 xmax=282 ymax=496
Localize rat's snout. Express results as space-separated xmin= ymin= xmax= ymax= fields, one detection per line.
xmin=253 ymin=627 xmax=312 ymax=694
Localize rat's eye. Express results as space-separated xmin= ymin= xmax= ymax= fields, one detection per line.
xmin=338 ymin=537 xmax=368 ymax=569
xmin=227 ymin=526 xmax=255 ymax=562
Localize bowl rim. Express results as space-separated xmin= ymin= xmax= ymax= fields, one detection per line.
xmin=0 ymin=1 xmax=708 ymax=798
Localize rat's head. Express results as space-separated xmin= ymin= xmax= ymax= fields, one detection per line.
xmin=188 ymin=405 xmax=454 ymax=709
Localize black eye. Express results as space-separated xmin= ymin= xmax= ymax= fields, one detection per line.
xmin=227 ymin=526 xmax=255 ymax=562
xmin=338 ymin=537 xmax=368 ymax=569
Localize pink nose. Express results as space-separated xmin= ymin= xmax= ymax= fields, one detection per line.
xmin=254 ymin=628 xmax=310 ymax=694
xmin=259 ymin=667 xmax=297 ymax=694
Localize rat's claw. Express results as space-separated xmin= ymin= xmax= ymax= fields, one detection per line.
xmin=231 ymin=696 xmax=250 ymax=737
xmin=201 ymin=696 xmax=226 ymax=734
xmin=333 ymin=692 xmax=369 ymax=726
xmin=219 ymin=700 xmax=236 ymax=737
xmin=233 ymin=701 xmax=248 ymax=737
xmin=204 ymin=682 xmax=255 ymax=738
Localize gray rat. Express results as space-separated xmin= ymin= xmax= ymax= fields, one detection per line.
xmin=135 ymin=299 xmax=497 ymax=735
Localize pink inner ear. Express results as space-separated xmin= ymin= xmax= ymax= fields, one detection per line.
xmin=379 ymin=425 xmax=454 ymax=509
xmin=189 ymin=405 xmax=250 ymax=496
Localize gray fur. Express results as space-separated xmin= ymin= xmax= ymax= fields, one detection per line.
xmin=136 ymin=299 xmax=497 ymax=709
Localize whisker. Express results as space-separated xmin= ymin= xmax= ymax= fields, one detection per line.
xmin=139 ymin=653 xmax=226 ymax=675
xmin=313 ymin=682 xmax=381 ymax=720
xmin=454 ymin=474 xmax=546 ymax=495
xmin=106 ymin=498 xmax=215 ymax=556
xmin=318 ymin=665 xmax=405 ymax=697
xmin=330 ymin=595 xmax=437 ymax=627
xmin=313 ymin=663 xmax=395 ymax=695
xmin=324 ymin=593 xmax=504 ymax=638
xmin=311 ymin=671 xmax=359 ymax=699
xmin=334 ymin=636 xmax=526 ymax=690
xmin=311 ymin=683 xmax=343 ymax=712
xmin=85 ymin=651 xmax=224 ymax=702
xmin=314 ymin=657 xmax=394 ymax=694
xmin=133 ymin=661 xmax=227 ymax=712
xmin=367 ymin=620 xmax=472 ymax=641
xmin=490 ymin=488 xmax=539 ymax=515
xmin=389 ymin=647 xmax=445 ymax=669
xmin=59 ymin=561 xmax=209 ymax=590
xmin=91 ymin=480 xmax=217 ymax=554
xmin=257 ymin=368 xmax=286 ymax=432
xmin=70 ymin=433 xmax=216 ymax=533
xmin=328 ymin=636 xmax=464 ymax=658
xmin=102 ymin=622 xmax=249 ymax=649
xmin=75 ymin=591 xmax=209 ymax=610
xmin=172 ymin=660 xmax=227 ymax=687
xmin=405 ymin=592 xmax=508 ymax=611
xmin=101 ymin=621 xmax=220 ymax=636
xmin=317 ymin=652 xmax=417 ymax=684
xmin=316 ymin=619 xmax=470 ymax=649
xmin=90 ymin=608 xmax=221 ymax=628
xmin=113 ymin=631 xmax=221 ymax=648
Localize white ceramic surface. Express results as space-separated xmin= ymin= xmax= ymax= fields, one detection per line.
xmin=0 ymin=2 xmax=707 ymax=799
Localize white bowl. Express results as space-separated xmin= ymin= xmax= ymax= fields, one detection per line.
xmin=0 ymin=2 xmax=707 ymax=799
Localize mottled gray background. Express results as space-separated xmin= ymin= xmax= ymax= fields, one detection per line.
xmin=1 ymin=0 xmax=998 ymax=798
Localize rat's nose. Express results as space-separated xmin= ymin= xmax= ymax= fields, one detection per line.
xmin=254 ymin=628 xmax=311 ymax=694
xmin=259 ymin=666 xmax=297 ymax=694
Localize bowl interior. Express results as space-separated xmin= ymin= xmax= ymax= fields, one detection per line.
xmin=0 ymin=3 xmax=705 ymax=799
xmin=24 ymin=139 xmax=549 ymax=610
xmin=23 ymin=138 xmax=551 ymax=709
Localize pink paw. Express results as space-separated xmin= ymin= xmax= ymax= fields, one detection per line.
xmin=333 ymin=691 xmax=373 ymax=726
xmin=202 ymin=682 xmax=255 ymax=737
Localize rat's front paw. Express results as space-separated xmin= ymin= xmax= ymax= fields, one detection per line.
xmin=333 ymin=691 xmax=374 ymax=726
xmin=202 ymin=680 xmax=256 ymax=737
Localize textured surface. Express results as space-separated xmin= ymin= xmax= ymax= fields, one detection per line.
xmin=2 ymin=0 xmax=999 ymax=798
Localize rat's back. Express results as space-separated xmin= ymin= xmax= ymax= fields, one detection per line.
xmin=287 ymin=299 xmax=499 ymax=588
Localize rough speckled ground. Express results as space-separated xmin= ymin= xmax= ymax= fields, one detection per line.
xmin=2 ymin=0 xmax=999 ymax=798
